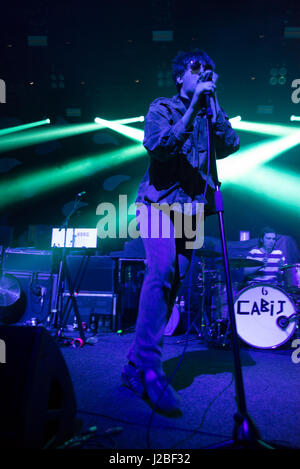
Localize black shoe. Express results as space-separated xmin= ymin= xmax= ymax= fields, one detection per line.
xmin=121 ymin=362 xmax=145 ymax=398
xmin=144 ymin=369 xmax=181 ymax=414
xmin=122 ymin=363 xmax=181 ymax=415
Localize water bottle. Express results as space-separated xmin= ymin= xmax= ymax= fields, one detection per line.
xmin=73 ymin=315 xmax=79 ymax=330
xmin=179 ymin=296 xmax=185 ymax=314
xmin=46 ymin=313 xmax=52 ymax=327
xmin=89 ymin=311 xmax=98 ymax=334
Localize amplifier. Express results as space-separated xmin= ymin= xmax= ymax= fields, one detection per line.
xmin=1 ymin=270 xmax=57 ymax=325
xmin=3 ymin=249 xmax=53 ymax=274
xmin=65 ymin=255 xmax=116 ymax=293
xmin=62 ymin=292 xmax=117 ymax=332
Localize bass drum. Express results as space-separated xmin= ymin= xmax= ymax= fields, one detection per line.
xmin=234 ymin=284 xmax=296 ymax=349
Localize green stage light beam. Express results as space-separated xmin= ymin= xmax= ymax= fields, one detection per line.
xmin=96 ymin=115 xmax=240 ymax=142
xmin=96 ymin=115 xmax=298 ymax=147
xmin=95 ymin=116 xmax=300 ymax=183
xmin=0 ymin=117 xmax=144 ymax=154
xmin=229 ymin=166 xmax=300 ymax=213
xmin=92 ymin=117 xmax=144 ymax=142
xmin=95 ymin=116 xmax=144 ymax=125
xmin=0 ymin=118 xmax=50 ymax=137
xmin=0 ymin=143 xmax=146 ymax=209
xmin=230 ymin=120 xmax=298 ymax=136
xmin=98 ymin=116 xmax=295 ymax=142
xmin=228 ymin=116 xmax=242 ymax=125
xmin=290 ymin=115 xmax=300 ymax=122
xmin=219 ymin=131 xmax=300 ymax=182
xmin=0 ymin=124 xmax=100 ymax=153
xmin=98 ymin=116 xmax=297 ymax=142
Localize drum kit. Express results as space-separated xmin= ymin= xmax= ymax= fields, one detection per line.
xmin=182 ymin=249 xmax=300 ymax=350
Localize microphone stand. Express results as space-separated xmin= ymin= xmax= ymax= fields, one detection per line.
xmin=203 ymin=94 xmax=277 ymax=449
xmin=54 ymin=194 xmax=86 ymax=347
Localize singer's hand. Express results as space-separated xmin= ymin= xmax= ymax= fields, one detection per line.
xmin=181 ymin=69 xmax=219 ymax=129
xmin=198 ymin=70 xmax=219 ymax=84
xmin=190 ymin=81 xmax=216 ymax=112
xmin=211 ymin=71 xmax=219 ymax=85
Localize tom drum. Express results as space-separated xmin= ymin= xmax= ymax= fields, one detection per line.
xmin=281 ymin=264 xmax=300 ymax=293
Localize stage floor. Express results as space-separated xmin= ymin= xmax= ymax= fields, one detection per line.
xmin=58 ymin=329 xmax=300 ymax=450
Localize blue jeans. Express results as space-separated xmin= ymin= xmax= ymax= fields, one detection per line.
xmin=127 ymin=205 xmax=202 ymax=373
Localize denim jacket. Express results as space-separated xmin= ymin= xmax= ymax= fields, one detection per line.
xmin=136 ymin=94 xmax=240 ymax=215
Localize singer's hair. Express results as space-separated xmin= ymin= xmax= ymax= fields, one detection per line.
xmin=172 ymin=48 xmax=215 ymax=91
xmin=258 ymin=226 xmax=277 ymax=247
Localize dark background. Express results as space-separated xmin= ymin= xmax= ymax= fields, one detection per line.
xmin=0 ymin=0 xmax=299 ymax=253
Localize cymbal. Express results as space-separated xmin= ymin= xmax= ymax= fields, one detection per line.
xmin=217 ymin=258 xmax=264 ymax=268
xmin=195 ymin=249 xmax=222 ymax=258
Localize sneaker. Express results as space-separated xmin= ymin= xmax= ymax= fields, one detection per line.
xmin=144 ymin=369 xmax=181 ymax=414
xmin=121 ymin=362 xmax=145 ymax=398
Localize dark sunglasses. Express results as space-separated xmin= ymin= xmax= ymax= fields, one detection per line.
xmin=189 ymin=60 xmax=213 ymax=72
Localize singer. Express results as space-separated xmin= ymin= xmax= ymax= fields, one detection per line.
xmin=121 ymin=49 xmax=240 ymax=414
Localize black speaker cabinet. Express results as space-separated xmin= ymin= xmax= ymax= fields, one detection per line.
xmin=0 ymin=325 xmax=77 ymax=448
xmin=65 ymin=255 xmax=116 ymax=293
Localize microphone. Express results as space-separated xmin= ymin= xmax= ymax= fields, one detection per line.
xmin=204 ymin=91 xmax=213 ymax=110
xmin=276 ymin=315 xmax=289 ymax=329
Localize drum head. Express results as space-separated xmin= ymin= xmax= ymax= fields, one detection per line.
xmin=234 ymin=284 xmax=296 ymax=349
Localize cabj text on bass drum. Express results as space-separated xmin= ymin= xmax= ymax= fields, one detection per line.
xmin=234 ymin=284 xmax=296 ymax=349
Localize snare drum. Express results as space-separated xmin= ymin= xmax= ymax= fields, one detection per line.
xmin=281 ymin=264 xmax=300 ymax=292
xmin=234 ymin=284 xmax=296 ymax=349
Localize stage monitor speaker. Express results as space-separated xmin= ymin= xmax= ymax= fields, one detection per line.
xmin=0 ymin=325 xmax=77 ymax=448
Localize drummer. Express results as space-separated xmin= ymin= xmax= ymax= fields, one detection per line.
xmin=244 ymin=227 xmax=286 ymax=285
